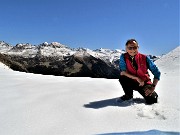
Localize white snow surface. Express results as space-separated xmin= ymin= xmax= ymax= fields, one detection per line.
xmin=0 ymin=46 xmax=180 ymax=135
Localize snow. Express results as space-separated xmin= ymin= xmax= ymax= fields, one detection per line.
xmin=0 ymin=41 xmax=13 ymax=53
xmin=0 ymin=46 xmax=180 ymax=135
xmin=155 ymin=46 xmax=180 ymax=73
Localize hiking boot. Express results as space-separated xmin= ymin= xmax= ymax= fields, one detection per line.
xmin=120 ymin=95 xmax=133 ymax=101
xmin=116 ymin=95 xmax=133 ymax=103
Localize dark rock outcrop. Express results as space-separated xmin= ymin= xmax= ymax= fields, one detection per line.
xmin=0 ymin=52 xmax=120 ymax=79
xmin=0 ymin=53 xmax=28 ymax=72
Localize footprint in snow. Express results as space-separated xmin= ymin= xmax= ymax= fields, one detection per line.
xmin=136 ymin=105 xmax=167 ymax=120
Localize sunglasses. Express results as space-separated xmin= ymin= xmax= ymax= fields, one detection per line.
xmin=127 ymin=46 xmax=138 ymax=50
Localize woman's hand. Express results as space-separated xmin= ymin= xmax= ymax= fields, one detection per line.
xmin=144 ymin=86 xmax=155 ymax=96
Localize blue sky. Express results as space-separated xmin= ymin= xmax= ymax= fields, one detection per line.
xmin=0 ymin=0 xmax=179 ymax=55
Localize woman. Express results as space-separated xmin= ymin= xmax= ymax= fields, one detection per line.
xmin=118 ymin=39 xmax=161 ymax=104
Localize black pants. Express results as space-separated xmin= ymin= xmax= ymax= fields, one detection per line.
xmin=119 ymin=76 xmax=158 ymax=104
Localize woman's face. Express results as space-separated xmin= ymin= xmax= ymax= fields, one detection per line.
xmin=126 ymin=43 xmax=139 ymax=57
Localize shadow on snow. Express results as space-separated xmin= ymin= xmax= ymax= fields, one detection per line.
xmin=96 ymin=130 xmax=180 ymax=135
xmin=84 ymin=97 xmax=145 ymax=109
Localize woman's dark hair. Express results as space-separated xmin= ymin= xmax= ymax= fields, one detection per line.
xmin=125 ymin=39 xmax=138 ymax=46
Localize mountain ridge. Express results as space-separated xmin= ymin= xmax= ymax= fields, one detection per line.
xmin=0 ymin=41 xmax=159 ymax=79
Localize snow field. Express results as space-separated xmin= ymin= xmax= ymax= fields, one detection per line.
xmin=0 ymin=46 xmax=179 ymax=134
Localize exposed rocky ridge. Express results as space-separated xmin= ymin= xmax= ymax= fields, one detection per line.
xmin=0 ymin=52 xmax=119 ymax=79
xmin=0 ymin=53 xmax=27 ymax=72
xmin=0 ymin=41 xmax=158 ymax=79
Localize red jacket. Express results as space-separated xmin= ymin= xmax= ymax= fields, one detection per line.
xmin=124 ymin=53 xmax=152 ymax=84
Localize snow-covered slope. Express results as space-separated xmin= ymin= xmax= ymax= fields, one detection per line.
xmin=0 ymin=46 xmax=179 ymax=135
xmin=155 ymin=46 xmax=180 ymax=73
xmin=0 ymin=61 xmax=11 ymax=70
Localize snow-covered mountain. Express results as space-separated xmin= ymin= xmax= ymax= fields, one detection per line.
xmin=0 ymin=41 xmax=126 ymax=78
xmin=0 ymin=41 xmax=13 ymax=52
xmin=0 ymin=41 xmax=124 ymax=63
xmin=0 ymin=45 xmax=179 ymax=135
xmin=0 ymin=41 xmax=161 ymax=78
xmin=155 ymin=46 xmax=180 ymax=73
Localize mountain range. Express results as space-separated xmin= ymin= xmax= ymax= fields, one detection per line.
xmin=0 ymin=41 xmax=158 ymax=78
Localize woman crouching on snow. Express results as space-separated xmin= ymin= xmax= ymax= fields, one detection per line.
xmin=117 ymin=39 xmax=161 ymax=105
